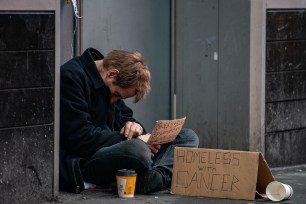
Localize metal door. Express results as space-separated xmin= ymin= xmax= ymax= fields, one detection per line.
xmin=174 ymin=0 xmax=219 ymax=148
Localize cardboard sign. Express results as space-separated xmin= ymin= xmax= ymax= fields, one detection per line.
xmin=171 ymin=147 xmax=274 ymax=200
xmin=138 ymin=117 xmax=186 ymax=145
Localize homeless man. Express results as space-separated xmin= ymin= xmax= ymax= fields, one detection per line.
xmin=59 ymin=48 xmax=199 ymax=194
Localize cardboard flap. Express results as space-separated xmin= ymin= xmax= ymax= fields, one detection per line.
xmin=256 ymin=153 xmax=275 ymax=197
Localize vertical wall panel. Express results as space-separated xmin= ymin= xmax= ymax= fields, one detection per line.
xmin=218 ymin=0 xmax=251 ymax=150
xmin=265 ymin=9 xmax=306 ymax=167
xmin=175 ymin=0 xmax=251 ymax=150
xmin=0 ymin=13 xmax=55 ymax=203
xmin=175 ymin=0 xmax=218 ymax=148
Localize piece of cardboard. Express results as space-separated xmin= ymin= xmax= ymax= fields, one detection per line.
xmin=171 ymin=147 xmax=274 ymax=201
xmin=138 ymin=117 xmax=186 ymax=145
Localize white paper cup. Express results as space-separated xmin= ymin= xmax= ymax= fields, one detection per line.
xmin=266 ymin=181 xmax=293 ymax=201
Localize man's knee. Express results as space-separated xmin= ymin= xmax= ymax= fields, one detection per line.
xmin=121 ymin=139 xmax=152 ymax=164
xmin=179 ymin=128 xmax=199 ymax=148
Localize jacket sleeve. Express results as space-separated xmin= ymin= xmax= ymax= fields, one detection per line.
xmin=60 ymin=67 xmax=124 ymax=158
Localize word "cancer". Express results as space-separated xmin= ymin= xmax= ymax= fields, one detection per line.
xmin=176 ymin=171 xmax=239 ymax=192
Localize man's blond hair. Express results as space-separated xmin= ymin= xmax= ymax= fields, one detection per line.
xmin=102 ymin=50 xmax=151 ymax=102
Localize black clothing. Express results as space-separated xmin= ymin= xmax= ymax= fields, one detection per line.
xmin=59 ymin=48 xmax=144 ymax=193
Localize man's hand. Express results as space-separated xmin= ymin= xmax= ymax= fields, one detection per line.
xmin=120 ymin=121 xmax=143 ymax=140
xmin=148 ymin=144 xmax=161 ymax=158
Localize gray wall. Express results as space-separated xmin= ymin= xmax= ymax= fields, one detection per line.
xmin=82 ymin=0 xmax=171 ymax=131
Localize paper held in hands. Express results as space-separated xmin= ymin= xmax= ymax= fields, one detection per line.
xmin=138 ymin=117 xmax=186 ymax=145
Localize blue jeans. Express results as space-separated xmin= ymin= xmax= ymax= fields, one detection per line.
xmin=81 ymin=128 xmax=199 ymax=187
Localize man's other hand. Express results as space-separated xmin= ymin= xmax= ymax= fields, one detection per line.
xmin=148 ymin=144 xmax=161 ymax=158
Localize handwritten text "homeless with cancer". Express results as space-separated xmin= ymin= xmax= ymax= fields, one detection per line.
xmin=175 ymin=149 xmax=241 ymax=192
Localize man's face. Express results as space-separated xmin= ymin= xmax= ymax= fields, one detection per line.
xmin=102 ymin=67 xmax=137 ymax=103
xmin=108 ymin=82 xmax=136 ymax=103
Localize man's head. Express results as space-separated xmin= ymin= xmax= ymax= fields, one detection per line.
xmin=98 ymin=50 xmax=151 ymax=103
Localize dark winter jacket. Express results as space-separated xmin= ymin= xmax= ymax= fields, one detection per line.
xmin=59 ymin=48 xmax=144 ymax=193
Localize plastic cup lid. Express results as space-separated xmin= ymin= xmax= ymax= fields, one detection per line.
xmin=116 ymin=169 xmax=137 ymax=176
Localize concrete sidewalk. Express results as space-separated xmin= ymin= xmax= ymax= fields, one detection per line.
xmin=45 ymin=165 xmax=306 ymax=204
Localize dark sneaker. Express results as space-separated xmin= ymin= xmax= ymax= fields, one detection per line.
xmin=135 ymin=170 xmax=164 ymax=194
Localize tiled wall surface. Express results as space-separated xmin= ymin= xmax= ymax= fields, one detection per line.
xmin=265 ymin=10 xmax=306 ymax=167
xmin=0 ymin=13 xmax=55 ymax=203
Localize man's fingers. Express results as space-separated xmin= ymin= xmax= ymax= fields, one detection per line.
xmin=135 ymin=126 xmax=143 ymax=135
xmin=122 ymin=122 xmax=143 ymax=139
xmin=128 ymin=124 xmax=137 ymax=139
xmin=122 ymin=122 xmax=132 ymax=138
xmin=153 ymin=144 xmax=161 ymax=150
xmin=121 ymin=122 xmax=144 ymax=140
